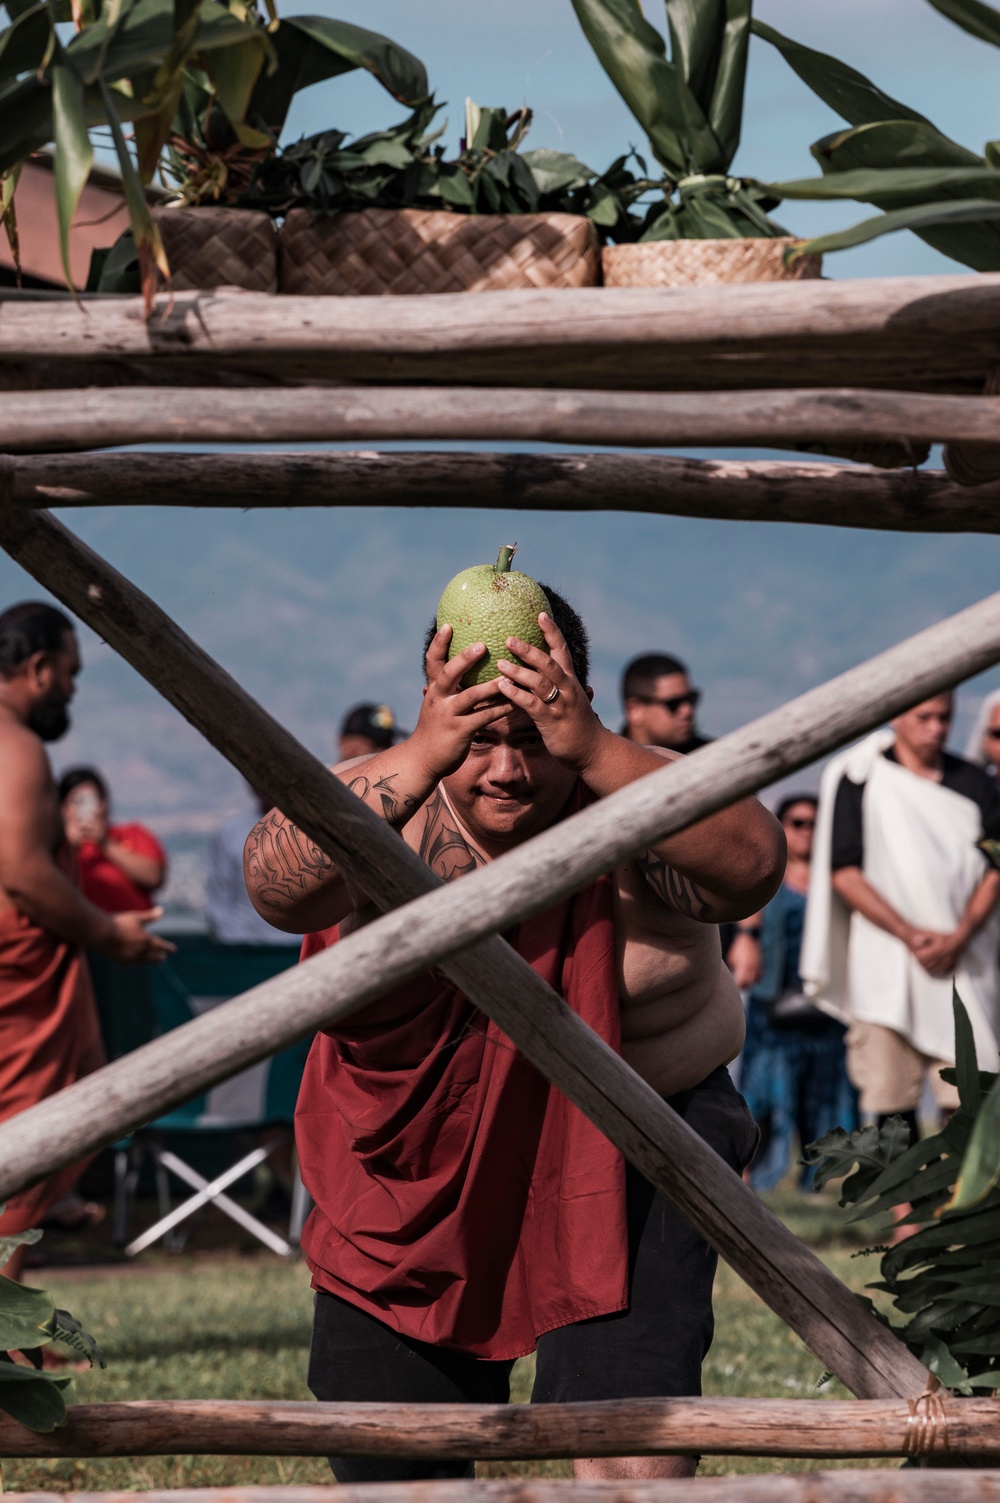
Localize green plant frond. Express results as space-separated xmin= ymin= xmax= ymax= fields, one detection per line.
xmin=787 ymin=196 xmax=1000 ymax=266
xmin=665 ymin=0 xmax=750 ymax=169
xmin=814 ymin=119 xmax=983 ymax=173
xmin=925 ymin=0 xmax=1000 ymax=48
xmin=979 ymin=837 xmax=1000 ymax=872
xmin=750 ymin=17 xmax=933 ymax=129
xmin=570 ymin=0 xmax=688 ymax=175
xmin=52 ymin=1310 xmax=105 ymax=1367
xmin=0 ymin=1274 xmax=59 ymax=1354
xmin=0 ymin=1361 xmax=71 ymax=1432
xmin=0 ymin=1223 xmax=42 ymax=1270
xmin=51 ymin=50 xmax=95 ymax=286
xmin=0 ymin=3 xmax=50 ymax=82
xmin=769 ymin=164 xmax=999 ymax=204
xmin=952 ymin=989 xmax=983 ymax=1116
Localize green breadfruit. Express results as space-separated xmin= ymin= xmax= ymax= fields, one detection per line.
xmin=436 ymin=545 xmax=551 ymax=687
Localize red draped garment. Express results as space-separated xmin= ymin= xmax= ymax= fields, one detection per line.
xmin=296 ymin=801 xmax=627 ymax=1359
xmin=0 ymin=881 xmax=104 ymax=1234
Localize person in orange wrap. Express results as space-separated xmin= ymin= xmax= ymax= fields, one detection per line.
xmin=245 ymin=585 xmax=784 ymax=1483
xmin=0 ymin=602 xmax=173 ymax=1277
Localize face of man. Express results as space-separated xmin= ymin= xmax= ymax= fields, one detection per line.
xmin=781 ymin=801 xmax=816 ymax=863
xmin=625 ymin=672 xmax=699 ymax=750
xmin=339 ymin=733 xmax=382 ymax=761
xmin=892 ymin=693 xmax=953 ymax=765
xmin=27 ymin=630 xmax=80 ymax=743
xmin=442 ymin=708 xmax=578 ymax=853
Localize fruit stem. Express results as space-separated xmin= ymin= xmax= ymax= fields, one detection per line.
xmin=495 ymin=543 xmax=517 ymax=574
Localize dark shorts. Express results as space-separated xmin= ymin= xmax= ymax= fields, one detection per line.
xmin=308 ymin=1065 xmax=758 ymax=1483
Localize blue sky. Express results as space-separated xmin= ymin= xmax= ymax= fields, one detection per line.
xmin=4 ymin=0 xmax=999 ymax=853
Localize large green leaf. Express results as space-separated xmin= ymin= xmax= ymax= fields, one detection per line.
xmin=0 ymin=1359 xmax=71 ymax=1433
xmin=813 ymin=119 xmax=983 ymax=174
xmin=949 ymin=1075 xmax=1000 ymax=1211
xmin=0 ymin=1276 xmax=57 ymax=1354
xmin=247 ymin=14 xmax=426 ymax=139
xmin=51 ymin=53 xmax=94 ymax=285
xmin=769 ymin=164 xmax=1000 ymax=204
xmin=0 ymin=3 xmax=49 ymax=81
xmin=665 ymin=0 xmax=750 ymax=169
xmin=570 ymin=0 xmax=689 ymax=175
xmin=925 ymin=0 xmax=1000 ymax=47
xmin=789 ymin=196 xmax=1000 ymax=268
xmin=751 ymin=18 xmax=935 ymax=128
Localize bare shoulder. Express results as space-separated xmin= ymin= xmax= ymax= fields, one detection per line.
xmin=0 ymin=715 xmax=51 ymax=786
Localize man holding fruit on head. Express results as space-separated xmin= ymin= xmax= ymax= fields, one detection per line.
xmin=244 ymin=549 xmax=783 ymax=1484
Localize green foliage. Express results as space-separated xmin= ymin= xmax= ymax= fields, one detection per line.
xmin=0 ymin=0 xmax=426 ymax=291
xmin=0 ymin=1220 xmax=104 ymax=1433
xmin=569 ymin=0 xmax=787 ymax=240
xmin=228 ymin=96 xmax=636 ymax=228
xmin=754 ymin=6 xmax=1000 ymax=268
xmin=804 ymin=992 xmax=1000 ymax=1392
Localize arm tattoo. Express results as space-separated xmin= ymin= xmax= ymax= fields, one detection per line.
xmin=244 ymin=807 xmax=335 ymax=913
xmin=636 ymin=851 xmax=714 ymax=921
xmin=346 ymin=771 xmax=418 ymax=831
xmin=417 ymin=789 xmax=484 ymax=883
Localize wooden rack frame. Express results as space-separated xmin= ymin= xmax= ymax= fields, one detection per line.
xmin=2 ymin=274 xmax=1000 ymax=1484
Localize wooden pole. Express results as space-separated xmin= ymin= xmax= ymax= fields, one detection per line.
xmin=0 ymin=1396 xmax=990 ymax=1459
xmin=10 ymin=451 xmax=1000 ymax=533
xmin=4 ymin=386 xmax=1000 ymax=454
xmin=6 ymin=1479 xmax=1000 ymax=1503
xmin=0 ymin=512 xmax=989 ymax=1399
xmin=2 ymin=273 xmax=1000 ymax=394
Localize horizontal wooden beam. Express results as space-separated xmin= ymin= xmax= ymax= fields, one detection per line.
xmin=10 ymin=451 xmax=1000 ymax=529
xmin=2 ymin=385 xmax=1000 ymax=454
xmin=0 ymin=507 xmax=960 ymax=1400
xmin=8 ymin=1478 xmax=1000 ymax=1503
xmin=0 ymin=1396 xmax=989 ymax=1459
xmin=2 ymin=274 xmax=1000 ymax=394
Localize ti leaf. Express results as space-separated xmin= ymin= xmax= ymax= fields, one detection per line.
xmin=50 ymin=52 xmax=94 ymax=287
xmin=786 ymin=197 xmax=1000 ymax=265
xmin=750 ymin=18 xmax=934 ymax=129
xmin=924 ymin=0 xmax=1000 ymax=48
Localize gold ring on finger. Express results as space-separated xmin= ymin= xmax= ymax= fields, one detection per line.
xmin=543 ymin=685 xmax=560 ymax=704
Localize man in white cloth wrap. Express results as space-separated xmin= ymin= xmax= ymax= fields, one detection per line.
xmin=801 ymin=693 xmax=1000 ymax=1141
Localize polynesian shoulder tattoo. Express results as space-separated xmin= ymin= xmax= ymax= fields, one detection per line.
xmin=635 ymin=850 xmax=713 ymax=921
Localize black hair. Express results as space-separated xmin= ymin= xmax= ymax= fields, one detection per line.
xmin=776 ymin=792 xmax=818 ymax=824
xmin=423 ymin=581 xmax=590 ymax=685
xmin=0 ymin=602 xmax=74 ymax=677
xmin=621 ymin=652 xmax=689 ymax=703
xmin=58 ymin=766 xmax=108 ymax=804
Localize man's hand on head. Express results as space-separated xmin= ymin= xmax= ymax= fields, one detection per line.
xmin=410 ymin=625 xmax=515 ymax=781
xmin=495 ymin=613 xmax=605 ymax=774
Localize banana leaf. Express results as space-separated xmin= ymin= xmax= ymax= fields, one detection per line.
xmin=925 ymin=0 xmax=1000 ymax=48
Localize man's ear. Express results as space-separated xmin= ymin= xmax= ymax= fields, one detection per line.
xmin=585 ymin=686 xmax=595 ymax=703
xmin=25 ymin=651 xmax=51 ymax=692
xmin=422 ymin=684 xmax=429 ymax=699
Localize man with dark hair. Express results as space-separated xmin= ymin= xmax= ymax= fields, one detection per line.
xmin=245 ymin=586 xmax=782 ymax=1483
xmin=0 ymin=602 xmax=172 ymax=1272
xmin=620 ymin=652 xmax=710 ymax=755
xmin=338 ymin=703 xmax=406 ymax=762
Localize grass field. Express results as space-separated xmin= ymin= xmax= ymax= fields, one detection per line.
xmin=5 ymin=1187 xmax=899 ymax=1493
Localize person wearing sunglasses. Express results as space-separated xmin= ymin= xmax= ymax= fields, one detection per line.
xmin=801 ymin=693 xmax=1000 ymax=1157
xmin=620 ymin=653 xmax=711 ymax=756
xmin=965 ymin=688 xmax=1000 ymax=788
xmin=735 ymin=795 xmax=858 ymax=1192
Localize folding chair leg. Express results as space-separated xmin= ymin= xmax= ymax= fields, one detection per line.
xmin=289 ymin=1162 xmax=311 ymax=1248
xmin=125 ymin=1143 xmax=293 ymax=1258
xmin=112 ymin=1144 xmax=141 ymax=1248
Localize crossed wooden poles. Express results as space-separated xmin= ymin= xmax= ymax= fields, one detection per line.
xmin=2 ymin=275 xmax=1000 ymax=1474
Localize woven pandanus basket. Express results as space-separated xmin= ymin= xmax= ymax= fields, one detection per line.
xmin=602 ymin=235 xmax=821 ymax=288
xmin=152 ymin=207 xmax=278 ymax=292
xmin=279 ymin=208 xmax=600 ymax=295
